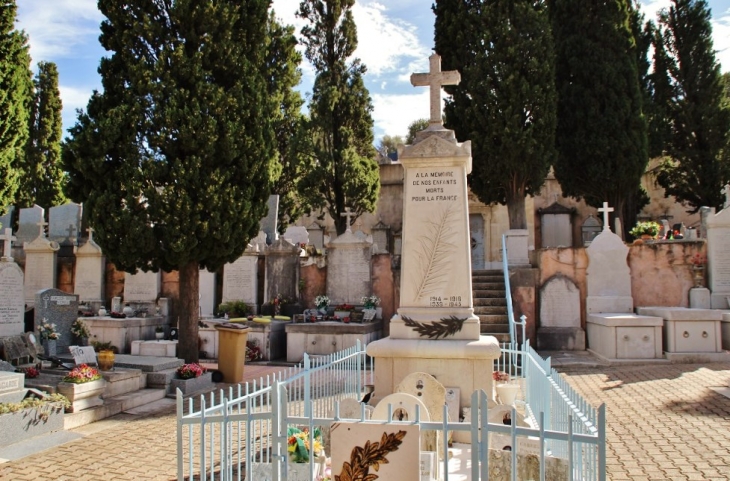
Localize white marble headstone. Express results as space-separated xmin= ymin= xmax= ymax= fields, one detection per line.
xmin=326 ymin=231 xmax=372 ymax=305
xmin=123 ymin=270 xmax=160 ymax=302
xmin=540 ymin=275 xmax=581 ymax=328
xmin=283 ymin=226 xmax=309 ymax=246
xmin=49 ymin=202 xmax=82 ymax=246
xmin=0 ymin=260 xmax=25 ymax=337
xmin=23 ymin=231 xmax=60 ymax=306
xmin=585 ymin=230 xmax=633 ymax=313
xmin=16 ymin=205 xmax=44 ymax=246
xmin=706 ymin=207 xmax=730 ymax=308
xmin=222 ymin=254 xmax=258 ymax=306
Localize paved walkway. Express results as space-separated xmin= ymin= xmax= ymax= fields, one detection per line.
xmin=1 ymin=360 xmax=729 ymax=480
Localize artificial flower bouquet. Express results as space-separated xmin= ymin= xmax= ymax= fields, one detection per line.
xmin=287 ymin=426 xmax=324 ymax=463
xmin=176 ymin=363 xmax=207 ymax=380
xmin=63 ymin=364 xmax=102 ymax=384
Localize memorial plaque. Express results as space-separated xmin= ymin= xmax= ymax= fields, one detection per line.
xmin=124 ymin=270 xmax=160 ymax=302
xmin=222 ymin=256 xmax=257 ymax=304
xmin=540 ymin=275 xmax=581 ymax=328
xmin=69 ymin=346 xmax=98 ymax=366
xmin=326 ymin=233 xmax=372 ymax=305
xmin=0 ymin=372 xmax=23 ymax=395
xmin=35 ymin=288 xmax=79 ymax=352
xmin=0 ymin=261 xmax=24 ymax=337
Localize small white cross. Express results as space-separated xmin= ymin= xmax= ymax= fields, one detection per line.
xmin=36 ymin=219 xmax=48 ymax=238
xmin=597 ymin=202 xmax=614 ymax=232
xmin=722 ymin=184 xmax=730 ymax=209
xmin=1 ymin=228 xmax=16 ymax=259
xmin=87 ymin=227 xmax=95 ymax=242
xmin=340 ymin=207 xmax=355 ymax=233
xmin=411 ymin=54 xmax=461 ymax=126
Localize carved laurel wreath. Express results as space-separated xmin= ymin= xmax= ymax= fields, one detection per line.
xmin=402 ymin=316 xmax=467 ymax=339
xmin=335 ymin=430 xmax=406 ymax=481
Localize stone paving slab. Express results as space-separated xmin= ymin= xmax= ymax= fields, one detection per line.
xmin=1 ymin=362 xmax=728 ymax=480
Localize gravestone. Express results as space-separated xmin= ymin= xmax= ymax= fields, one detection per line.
xmin=395 ymin=372 xmax=446 ymax=456
xmin=23 ymin=221 xmax=60 ymax=306
xmin=260 ymin=195 xmax=279 ymax=245
xmin=264 ymin=238 xmax=299 ymax=305
xmin=35 ymin=288 xmax=79 ymax=353
xmin=585 ymin=222 xmax=632 ymax=314
xmin=706 ymin=205 xmax=730 ymax=308
xmin=199 ymin=269 xmax=216 ymax=317
xmin=74 ymin=228 xmax=105 ymax=304
xmin=69 ymin=345 xmax=98 ymax=366
xmin=250 ymin=231 xmax=267 ymax=253
xmin=538 ymin=202 xmax=575 ymax=248
xmin=371 ymin=220 xmax=390 ymax=254
xmin=326 ymin=228 xmax=372 ymax=306
xmin=123 ymin=270 xmax=160 ymax=303
xmin=283 ymin=226 xmax=309 ymax=246
xmin=306 ymin=223 xmax=324 ymax=250
xmin=0 ymin=206 xmax=14 ymax=236
xmin=16 ymin=205 xmax=44 ymax=246
xmin=49 ymin=202 xmax=82 ymax=247
xmin=0 ymin=242 xmax=24 ymax=337
xmin=537 ymin=275 xmax=585 ymax=350
xmin=222 ymin=248 xmax=259 ymax=312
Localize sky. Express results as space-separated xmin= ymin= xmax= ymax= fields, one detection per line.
xmin=15 ymin=0 xmax=730 ymax=143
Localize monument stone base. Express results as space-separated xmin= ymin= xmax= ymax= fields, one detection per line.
xmin=536 ymin=327 xmax=586 ymax=351
xmin=366 ymin=336 xmax=501 ymax=410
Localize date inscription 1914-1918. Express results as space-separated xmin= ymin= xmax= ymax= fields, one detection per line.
xmin=429 ymin=296 xmax=462 ymax=308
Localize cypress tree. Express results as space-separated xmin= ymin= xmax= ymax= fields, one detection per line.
xmin=0 ymin=0 xmax=32 ymax=214
xmin=17 ymin=61 xmax=65 ymax=209
xmin=654 ymin=0 xmax=730 ymax=212
xmin=434 ymin=0 xmax=557 ymax=230
xmin=62 ymin=0 xmax=281 ymax=363
xmin=549 ymin=0 xmax=648 ymax=233
xmin=297 ymin=0 xmax=379 ymax=236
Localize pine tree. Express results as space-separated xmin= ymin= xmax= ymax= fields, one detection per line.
xmin=435 ymin=0 xmax=557 ymax=229
xmin=0 ymin=0 xmax=32 ymax=214
xmin=654 ymin=0 xmax=730 ymax=212
xmin=549 ymin=0 xmax=648 ymax=232
xmin=297 ymin=0 xmax=379 ymax=236
xmin=17 ymin=61 xmax=65 ymax=209
xmin=62 ymin=0 xmax=281 ymax=363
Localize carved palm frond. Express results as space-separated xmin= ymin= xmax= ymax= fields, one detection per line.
xmin=413 ymin=203 xmax=459 ymax=300
xmin=334 ymin=430 xmax=407 ymax=481
xmin=402 ymin=316 xmax=467 ymax=340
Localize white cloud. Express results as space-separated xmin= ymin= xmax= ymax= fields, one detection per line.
xmin=16 ymin=0 xmax=104 ymax=64
xmin=371 ymin=91 xmax=430 ymax=138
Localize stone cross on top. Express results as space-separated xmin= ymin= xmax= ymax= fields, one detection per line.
xmin=411 ymin=53 xmax=461 ymax=126
xmin=597 ymin=202 xmax=614 ymax=232
xmin=1 ymin=228 xmax=16 ymax=259
xmin=341 ymin=207 xmax=355 ymax=233
xmin=36 ymin=219 xmax=48 ymax=238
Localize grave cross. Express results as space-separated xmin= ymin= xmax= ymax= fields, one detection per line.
xmin=36 ymin=219 xmax=48 ymax=238
xmin=722 ymin=184 xmax=730 ymax=209
xmin=1 ymin=227 xmax=16 ymax=259
xmin=597 ymin=202 xmax=614 ymax=232
xmin=87 ymin=226 xmax=95 ymax=242
xmin=340 ymin=207 xmax=355 ymax=233
xmin=66 ymin=224 xmax=77 ymax=244
xmin=410 ymin=54 xmax=461 ymax=126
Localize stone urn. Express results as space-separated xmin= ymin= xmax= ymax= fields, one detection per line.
xmin=123 ymin=305 xmax=136 ymax=317
xmin=495 ymin=383 xmax=520 ymax=406
xmin=57 ymin=379 xmax=107 ymax=412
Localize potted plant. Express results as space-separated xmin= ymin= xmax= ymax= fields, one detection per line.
xmin=314 ymin=295 xmax=330 ymax=315
xmin=245 ymin=339 xmax=263 ymax=362
xmin=361 ymin=295 xmax=381 ymax=321
xmin=629 ymin=221 xmax=660 ymax=240
xmin=155 ymin=325 xmax=165 ymax=340
xmin=39 ymin=320 xmax=60 ymax=357
xmin=334 ymin=303 xmax=354 ymax=319
xmin=218 ymin=300 xmax=250 ymax=319
xmin=57 ymin=364 xmax=107 ymax=412
xmin=71 ymin=319 xmax=91 ymax=346
xmin=170 ymin=363 xmax=212 ymax=396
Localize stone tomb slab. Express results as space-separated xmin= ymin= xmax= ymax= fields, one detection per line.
xmin=636 ymin=307 xmax=727 ymax=360
xmin=130 ymin=340 xmax=178 ymax=357
xmin=330 ymin=422 xmax=420 ymax=481
xmin=35 ymin=288 xmax=79 ymax=352
xmin=586 ymin=313 xmax=663 ymax=361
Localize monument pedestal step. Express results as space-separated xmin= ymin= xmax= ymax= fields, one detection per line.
xmin=64 ymin=387 xmax=167 ymax=429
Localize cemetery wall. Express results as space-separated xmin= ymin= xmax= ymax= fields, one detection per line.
xmin=536 ymin=241 xmax=705 ymax=329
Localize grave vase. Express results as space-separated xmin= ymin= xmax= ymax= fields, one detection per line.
xmin=692 ymin=266 xmax=706 ymax=288
xmin=98 ymin=350 xmax=115 ymax=371
xmin=44 ymin=339 xmax=57 ymax=357
xmin=495 ymin=383 xmax=520 ymax=406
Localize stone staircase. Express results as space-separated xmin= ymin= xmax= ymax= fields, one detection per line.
xmin=472 ymin=269 xmax=511 ymax=343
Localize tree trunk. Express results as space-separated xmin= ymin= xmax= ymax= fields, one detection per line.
xmin=506 ymin=189 xmax=527 ymax=230
xmin=178 ymin=260 xmax=200 ymax=363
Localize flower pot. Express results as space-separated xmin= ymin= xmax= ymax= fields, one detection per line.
xmin=155 ymin=331 xmax=164 ymax=340
xmin=123 ymin=306 xmax=135 ymax=317
xmin=362 ymin=308 xmax=377 ymax=322
xmin=57 ymin=379 xmax=107 ymax=412
xmin=495 ymin=383 xmax=520 ymax=406
xmin=98 ymin=350 xmax=115 ymax=371
xmin=692 ymin=265 xmax=706 ymax=288
xmin=44 ymin=339 xmax=57 ymax=357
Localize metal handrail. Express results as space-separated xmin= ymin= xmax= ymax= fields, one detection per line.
xmin=502 ymin=234 xmax=526 ymax=346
